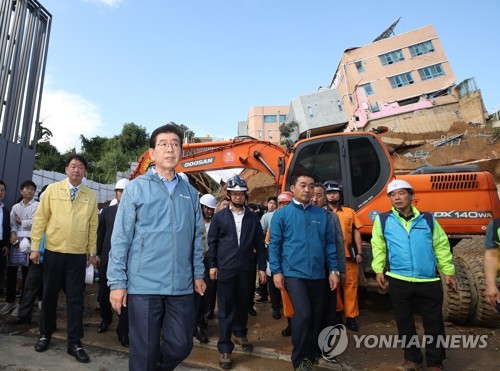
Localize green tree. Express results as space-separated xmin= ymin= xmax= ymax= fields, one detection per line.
xmin=117 ymin=122 xmax=149 ymax=154
xmin=80 ymin=135 xmax=108 ymax=164
xmin=34 ymin=141 xmax=66 ymax=171
xmin=279 ymin=120 xmax=299 ymax=143
xmin=37 ymin=122 xmax=53 ymax=142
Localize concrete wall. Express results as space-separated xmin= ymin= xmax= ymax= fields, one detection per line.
xmin=456 ymin=89 xmax=487 ymax=126
xmin=32 ymin=170 xmax=116 ymax=203
xmin=364 ymin=102 xmax=461 ymax=134
xmin=363 ymin=88 xmax=487 ymax=135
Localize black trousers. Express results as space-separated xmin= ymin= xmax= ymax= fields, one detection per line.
xmin=216 ymin=269 xmax=255 ymax=354
xmin=387 ymin=276 xmax=446 ymax=367
xmin=194 ymin=259 xmax=210 ymax=324
xmin=98 ymin=264 xmax=129 ymax=337
xmin=40 ymin=250 xmax=86 ymax=346
xmin=285 ymin=277 xmax=325 ymax=368
xmin=128 ymin=294 xmax=195 ymax=371
xmin=5 ymin=265 xmax=28 ymax=303
xmin=323 ymin=278 xmax=338 ymax=327
xmin=267 ymin=273 xmax=282 ymax=312
xmin=17 ymin=262 xmax=43 ymax=320
xmin=207 ymin=278 xmax=217 ymax=315
xmin=0 ymin=253 xmax=6 ymax=295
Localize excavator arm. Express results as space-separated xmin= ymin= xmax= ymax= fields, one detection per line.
xmin=130 ymin=136 xmax=288 ymax=187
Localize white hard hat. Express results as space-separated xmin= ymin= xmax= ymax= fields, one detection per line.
xmin=178 ymin=172 xmax=189 ymax=182
xmin=85 ymin=264 xmax=94 ymax=285
xmin=115 ymin=178 xmax=129 ymax=190
xmin=19 ymin=238 xmax=31 ymax=254
xmin=387 ymin=179 xmax=414 ymax=195
xmin=200 ymin=194 xmax=217 ymax=209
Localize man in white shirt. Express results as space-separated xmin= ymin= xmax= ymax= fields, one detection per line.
xmin=0 ymin=180 xmax=38 ymax=315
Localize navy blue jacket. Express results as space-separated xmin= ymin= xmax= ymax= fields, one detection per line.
xmin=1 ymin=205 xmax=10 ymax=249
xmin=207 ymin=206 xmax=266 ymax=273
xmin=269 ymin=201 xmax=339 ymax=279
xmin=97 ymin=204 xmax=117 ymax=268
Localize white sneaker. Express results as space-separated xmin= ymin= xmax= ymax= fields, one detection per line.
xmin=10 ymin=304 xmax=19 ymax=317
xmin=0 ymin=302 xmax=18 ymax=315
xmin=38 ymin=301 xmax=42 ymax=310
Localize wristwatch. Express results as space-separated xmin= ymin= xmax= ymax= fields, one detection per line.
xmin=330 ymin=271 xmax=340 ymax=276
xmin=89 ymin=253 xmax=96 ymax=257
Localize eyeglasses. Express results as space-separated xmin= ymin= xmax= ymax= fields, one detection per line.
xmin=156 ymin=141 xmax=181 ymax=150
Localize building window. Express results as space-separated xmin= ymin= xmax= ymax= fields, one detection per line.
xmin=307 ymin=106 xmax=314 ymax=117
xmin=388 ymin=72 xmax=414 ymax=88
xmin=379 ymin=49 xmax=404 ymax=66
xmin=264 ymin=115 xmax=277 ymax=123
xmin=258 ymin=130 xmax=263 ymax=139
xmin=371 ymin=102 xmax=380 ymax=113
xmin=355 ymin=61 xmax=365 ymax=73
xmin=361 ymin=83 xmax=374 ymax=96
xmin=279 ymin=114 xmax=287 ymax=122
xmin=418 ymin=63 xmax=444 ymax=80
xmin=268 ymin=130 xmax=273 ymax=138
xmin=409 ymin=40 xmax=434 ymax=57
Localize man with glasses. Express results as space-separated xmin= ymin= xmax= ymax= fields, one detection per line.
xmin=107 ymin=124 xmax=206 ymax=371
xmin=207 ymin=174 xmax=267 ymax=369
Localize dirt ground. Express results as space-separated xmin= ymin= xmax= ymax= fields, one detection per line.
xmin=2 ymin=241 xmax=497 ymax=371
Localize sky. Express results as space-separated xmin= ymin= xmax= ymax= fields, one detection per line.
xmin=38 ymin=0 xmax=500 ymax=153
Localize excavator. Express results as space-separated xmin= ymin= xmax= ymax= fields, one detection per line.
xmin=131 ymin=130 xmax=500 ymax=327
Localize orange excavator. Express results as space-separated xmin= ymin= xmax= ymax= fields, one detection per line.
xmin=131 ymin=131 xmax=500 ymax=326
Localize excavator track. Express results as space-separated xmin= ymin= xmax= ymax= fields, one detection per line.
xmin=457 ymin=254 xmax=500 ymax=327
xmin=442 ymin=258 xmax=472 ymax=325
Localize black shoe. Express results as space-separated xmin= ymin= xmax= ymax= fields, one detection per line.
xmin=206 ymin=311 xmax=214 ymax=319
xmin=248 ymin=307 xmax=257 ymax=316
xmin=194 ymin=325 xmax=209 ymax=343
xmin=97 ymin=321 xmax=110 ymax=333
xmin=219 ymin=353 xmax=232 ymax=369
xmin=35 ymin=336 xmax=50 ymax=352
xmin=346 ymin=317 xmax=359 ymax=331
xmin=272 ymin=310 xmax=281 ymax=320
xmin=118 ymin=335 xmax=129 ymax=347
xmin=255 ymin=296 xmax=269 ymax=304
xmin=7 ymin=317 xmax=31 ymax=325
xmin=67 ymin=344 xmax=90 ymax=363
xmin=281 ymin=325 xmax=292 ymax=337
xmin=335 ymin=311 xmax=344 ymax=325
